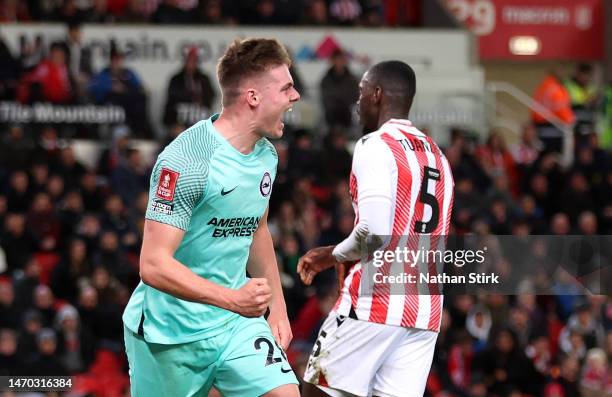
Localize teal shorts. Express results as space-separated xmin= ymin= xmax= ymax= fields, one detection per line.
xmin=124 ymin=316 xmax=298 ymax=397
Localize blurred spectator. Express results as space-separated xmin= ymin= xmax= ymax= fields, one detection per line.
xmin=118 ymin=0 xmax=153 ymax=23
xmin=111 ymin=148 xmax=150 ymax=208
xmin=76 ymin=285 xmax=100 ymax=334
xmin=79 ymin=171 xmax=105 ymax=212
xmin=287 ymin=129 xmax=318 ymax=181
xmin=255 ymin=0 xmax=281 ymax=25
xmin=97 ymin=124 xmax=132 ymax=179
xmin=559 ymin=171 xmax=595 ymax=223
xmin=152 ymin=0 xmax=193 ymax=24
xmin=18 ymin=41 xmax=73 ymax=104
xmin=559 ymin=301 xmax=605 ymax=352
xmin=13 ymin=257 xmax=41 ymax=310
xmin=58 ymin=189 xmax=85 ymax=241
xmin=92 ymin=230 xmax=137 ymax=285
xmin=54 ymin=0 xmax=88 ymax=23
xmin=555 ymin=355 xmax=582 ymax=397
xmin=85 ymin=0 xmax=115 ymax=23
xmin=565 ymin=63 xmax=598 ymax=139
xmin=55 ymin=146 xmax=87 ymax=189
xmin=0 ymin=125 xmax=34 ymax=172
xmin=0 ymin=0 xmax=30 ymax=21
xmin=33 ymin=284 xmax=57 ymax=327
xmin=100 ymin=195 xmax=133 ymax=239
xmin=319 ymin=128 xmax=352 ymax=185
xmin=531 ymin=70 xmax=575 ymax=153
xmin=0 ymin=214 xmax=35 ymax=274
xmin=580 ymin=348 xmax=610 ymax=397
xmin=0 ymin=328 xmax=22 ymax=375
xmin=205 ymin=0 xmax=242 ymax=23
xmin=89 ymin=266 xmax=126 ymax=344
xmin=577 ymin=211 xmax=598 ymax=235
xmin=526 ymin=332 xmax=553 ymax=378
xmin=31 ymin=327 xmax=68 ymax=376
xmin=51 ymin=238 xmax=91 ymax=302
xmin=329 ymin=0 xmax=361 ymax=25
xmin=465 ymin=305 xmax=492 ymax=350
xmin=0 ymin=36 xmax=21 ymax=100
xmin=0 ymin=282 xmax=19 ymax=329
xmin=18 ymin=35 xmax=45 ymax=73
xmin=54 ymin=304 xmax=96 ymax=373
xmin=361 ymin=0 xmax=384 ymax=26
xmin=17 ymin=309 xmax=43 ymax=366
xmin=89 ymin=46 xmax=151 ymax=137
xmin=445 ymin=129 xmax=490 ymax=191
xmin=46 ymin=174 xmax=66 ymax=205
xmin=473 ymin=328 xmax=540 ymax=396
xmin=27 ymin=192 xmax=61 ymax=252
xmin=528 ymin=173 xmax=557 ymax=220
xmin=31 ymin=125 xmax=63 ymax=166
xmin=302 ymin=0 xmax=329 ymax=25
xmin=475 ymin=132 xmax=519 ymax=197
xmin=30 ymin=162 xmax=50 ymax=194
xmin=62 ymin=21 xmax=93 ymax=102
xmin=384 ymin=0 xmax=422 ymax=26
xmin=320 ymin=49 xmax=359 ymax=128
xmin=290 ymin=269 xmax=337 ymax=343
xmin=27 ymin=0 xmax=56 ymax=20
xmin=75 ymin=215 xmax=102 ymax=254
xmin=447 ymin=331 xmax=475 ymax=394
xmin=452 ymin=178 xmax=479 ymax=233
xmin=510 ymin=123 xmax=543 ymax=168
xmin=163 ymin=47 xmax=216 ymax=127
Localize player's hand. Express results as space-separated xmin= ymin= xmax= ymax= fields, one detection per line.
xmin=267 ymin=309 xmax=292 ymax=350
xmin=229 ymin=278 xmax=272 ymax=317
xmin=297 ymin=246 xmax=337 ymax=285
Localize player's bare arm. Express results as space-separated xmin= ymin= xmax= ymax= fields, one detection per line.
xmin=247 ymin=206 xmax=293 ymax=349
xmin=140 ymin=219 xmax=271 ymax=317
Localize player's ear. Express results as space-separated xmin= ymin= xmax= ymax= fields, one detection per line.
xmin=246 ymin=88 xmax=260 ymax=107
xmin=373 ymin=86 xmax=382 ymax=104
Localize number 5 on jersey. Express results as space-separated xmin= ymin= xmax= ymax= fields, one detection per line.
xmin=414 ymin=166 xmax=441 ymax=234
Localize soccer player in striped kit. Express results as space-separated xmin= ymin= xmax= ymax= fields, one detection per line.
xmin=298 ymin=61 xmax=455 ymax=397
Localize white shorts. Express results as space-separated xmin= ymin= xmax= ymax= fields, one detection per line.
xmin=303 ymin=313 xmax=438 ymax=397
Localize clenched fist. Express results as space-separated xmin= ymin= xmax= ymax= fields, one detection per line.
xmin=228 ymin=278 xmax=272 ymax=317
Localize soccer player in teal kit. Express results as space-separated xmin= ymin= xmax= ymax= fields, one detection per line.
xmin=122 ymin=38 xmax=300 ymax=397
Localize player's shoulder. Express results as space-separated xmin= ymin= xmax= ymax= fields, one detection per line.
xmin=354 ymin=130 xmax=392 ymax=160
xmin=258 ymin=137 xmax=278 ymax=160
xmin=157 ymin=120 xmax=219 ymax=172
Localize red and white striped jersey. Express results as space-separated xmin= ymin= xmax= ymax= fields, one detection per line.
xmin=333 ymin=119 xmax=455 ymax=332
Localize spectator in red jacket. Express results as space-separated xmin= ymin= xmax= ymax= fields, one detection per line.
xmin=475 ymin=132 xmax=520 ymax=197
xmin=18 ymin=42 xmax=73 ymax=104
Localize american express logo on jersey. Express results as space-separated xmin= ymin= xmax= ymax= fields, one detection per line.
xmin=207 ymin=216 xmax=261 ymax=238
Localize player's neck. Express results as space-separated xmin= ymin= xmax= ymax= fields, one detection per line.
xmin=214 ymin=110 xmax=260 ymax=155
xmin=377 ymin=109 xmax=408 ymax=128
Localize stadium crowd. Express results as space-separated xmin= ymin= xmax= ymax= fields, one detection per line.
xmin=1 ymin=97 xmax=611 ymax=397
xmin=0 ymin=21 xmax=612 ymax=397
xmin=0 ymin=0 xmax=420 ymax=28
